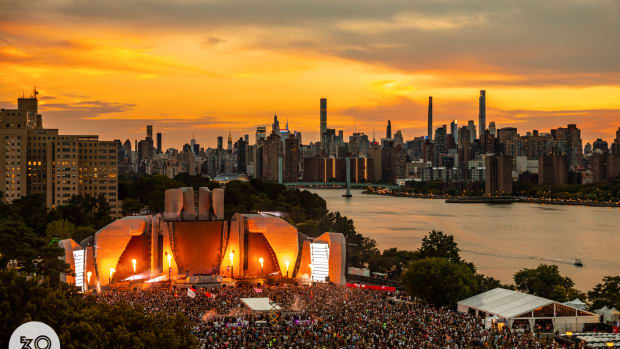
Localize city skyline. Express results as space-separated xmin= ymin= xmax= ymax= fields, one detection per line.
xmin=1 ymin=0 xmax=620 ymax=148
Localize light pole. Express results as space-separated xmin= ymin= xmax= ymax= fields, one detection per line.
xmin=132 ymin=259 xmax=137 ymax=274
xmin=166 ymin=252 xmax=172 ymax=281
xmin=229 ymin=250 xmax=235 ymax=279
xmin=259 ymin=257 xmax=264 ymax=277
xmin=109 ymin=267 xmax=115 ymax=285
xmin=86 ymin=271 xmax=92 ymax=290
xmin=309 ymin=264 xmax=314 ymax=286
xmin=285 ymin=260 xmax=290 ymax=278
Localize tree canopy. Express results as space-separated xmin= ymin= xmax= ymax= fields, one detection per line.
xmin=513 ymin=264 xmax=583 ymax=302
xmin=0 ymin=270 xmax=197 ymax=348
xmin=587 ymin=276 xmax=620 ymax=311
xmin=401 ymin=257 xmax=478 ymax=308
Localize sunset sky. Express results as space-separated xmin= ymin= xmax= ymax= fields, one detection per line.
xmin=1 ymin=0 xmax=619 ymax=148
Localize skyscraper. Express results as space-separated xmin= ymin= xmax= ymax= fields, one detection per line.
xmin=612 ymin=127 xmax=620 ymax=155
xmin=255 ymin=126 xmax=267 ymax=145
xmin=467 ymin=120 xmax=476 ymax=143
xmin=489 ymin=121 xmax=496 ymax=137
xmin=147 ymin=125 xmax=153 ymax=140
xmin=272 ymin=114 xmax=280 ymax=135
xmin=478 ymin=90 xmax=486 ymax=139
xmin=386 ymin=120 xmax=392 ymax=139
xmin=428 ymin=96 xmax=433 ymax=141
xmin=156 ymin=132 xmax=162 ymax=153
xmin=320 ymin=98 xmax=327 ymax=151
xmin=450 ymin=120 xmax=458 ymax=144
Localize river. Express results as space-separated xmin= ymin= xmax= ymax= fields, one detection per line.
xmin=308 ymin=189 xmax=620 ymax=291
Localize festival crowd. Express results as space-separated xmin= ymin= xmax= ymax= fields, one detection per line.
xmin=94 ymin=284 xmax=559 ymax=348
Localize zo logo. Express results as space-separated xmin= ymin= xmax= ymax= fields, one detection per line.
xmin=9 ymin=322 xmax=60 ymax=349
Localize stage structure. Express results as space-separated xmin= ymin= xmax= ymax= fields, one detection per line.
xmin=59 ymin=187 xmax=346 ymax=289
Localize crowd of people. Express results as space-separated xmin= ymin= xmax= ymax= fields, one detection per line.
xmin=94 ymin=284 xmax=558 ymax=348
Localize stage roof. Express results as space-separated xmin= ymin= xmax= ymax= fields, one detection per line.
xmin=240 ymin=298 xmax=282 ymax=312
xmin=458 ymin=288 xmax=588 ymax=319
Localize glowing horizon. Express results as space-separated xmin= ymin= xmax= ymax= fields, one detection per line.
xmin=1 ymin=0 xmax=619 ymax=148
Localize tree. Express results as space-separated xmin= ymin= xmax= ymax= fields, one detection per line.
xmin=368 ymin=248 xmax=416 ymax=278
xmin=122 ymin=197 xmax=143 ymax=216
xmin=45 ymin=219 xmax=75 ymax=241
xmin=414 ymin=230 xmax=464 ymax=265
xmin=0 ymin=270 xmax=197 ymax=348
xmin=401 ymin=257 xmax=478 ymax=308
xmin=587 ymin=276 xmax=620 ymax=310
xmin=73 ymin=226 xmax=97 ymax=244
xmin=0 ymin=219 xmax=69 ymax=282
xmin=317 ymin=211 xmax=380 ymax=268
xmin=513 ymin=264 xmax=577 ymax=302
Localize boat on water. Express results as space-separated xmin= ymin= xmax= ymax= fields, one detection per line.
xmin=574 ymin=258 xmax=583 ymax=267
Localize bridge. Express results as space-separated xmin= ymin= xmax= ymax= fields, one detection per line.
xmin=283 ymin=182 xmax=400 ymax=190
xmin=277 ymin=157 xmax=400 ymax=196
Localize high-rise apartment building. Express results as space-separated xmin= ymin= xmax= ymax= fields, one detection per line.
xmin=467 ymin=120 xmax=476 ymax=144
xmin=613 ymin=127 xmax=620 ymax=155
xmin=261 ymin=134 xmax=282 ymax=182
xmin=485 ymin=155 xmax=512 ymax=195
xmin=146 ymin=125 xmax=153 ymax=140
xmin=320 ymin=98 xmax=327 ymax=152
xmin=479 ymin=90 xmax=486 ymax=139
xmin=428 ymin=97 xmax=433 ymax=141
xmin=0 ymin=91 xmax=119 ymax=216
xmin=551 ymin=124 xmax=583 ymax=169
xmin=538 ymin=154 xmax=568 ymax=186
xmin=156 ymin=132 xmax=162 ymax=153
xmin=283 ymin=135 xmax=300 ymax=182
xmin=450 ymin=120 xmax=458 ymax=144
xmin=489 ymin=121 xmax=496 ymax=137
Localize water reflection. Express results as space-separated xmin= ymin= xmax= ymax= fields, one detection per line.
xmin=309 ymin=189 xmax=620 ymax=291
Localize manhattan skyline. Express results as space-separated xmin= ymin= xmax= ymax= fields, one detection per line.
xmin=1 ymin=0 xmax=620 ymax=148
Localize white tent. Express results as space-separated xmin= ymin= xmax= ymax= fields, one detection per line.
xmin=240 ymin=298 xmax=282 ymax=312
xmin=458 ymin=288 xmax=599 ymax=332
xmin=596 ymin=306 xmax=620 ymax=323
xmin=563 ymin=298 xmax=587 ymax=310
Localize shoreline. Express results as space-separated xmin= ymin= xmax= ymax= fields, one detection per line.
xmin=360 ymin=190 xmax=620 ymax=208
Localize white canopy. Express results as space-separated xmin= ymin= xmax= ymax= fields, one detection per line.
xmin=563 ymin=298 xmax=587 ymax=310
xmin=458 ymin=288 xmax=552 ymax=319
xmin=240 ymin=298 xmax=282 ymax=312
xmin=458 ymin=288 xmax=597 ymax=319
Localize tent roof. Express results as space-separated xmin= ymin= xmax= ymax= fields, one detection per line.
xmin=567 ymin=298 xmax=586 ymax=305
xmin=458 ymin=288 xmax=595 ymax=319
xmin=240 ymin=298 xmax=281 ymax=312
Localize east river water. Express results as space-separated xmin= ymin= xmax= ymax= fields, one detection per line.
xmin=308 ymin=189 xmax=620 ymax=291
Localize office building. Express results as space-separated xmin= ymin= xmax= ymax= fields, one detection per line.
xmin=386 ymin=120 xmax=392 ymax=139
xmin=255 ymin=126 xmax=267 ymax=145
